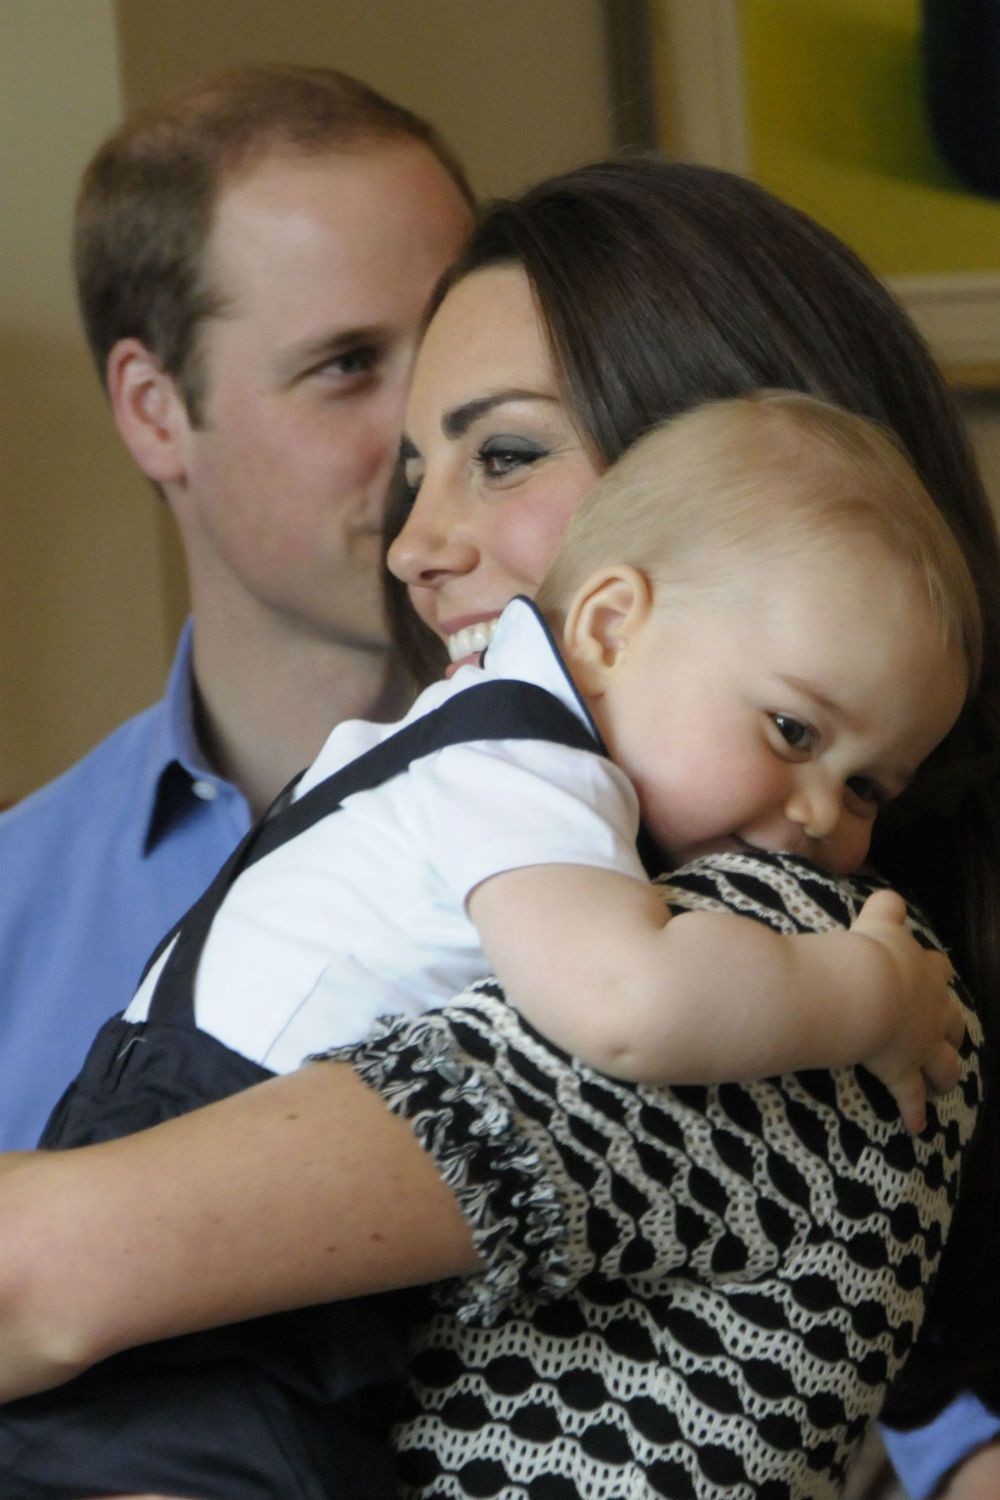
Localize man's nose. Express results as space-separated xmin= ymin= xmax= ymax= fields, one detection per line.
xmin=386 ymin=483 xmax=479 ymax=588
xmin=784 ymin=773 xmax=843 ymax=841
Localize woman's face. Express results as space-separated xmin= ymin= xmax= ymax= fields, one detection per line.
xmin=388 ymin=265 xmax=601 ymax=669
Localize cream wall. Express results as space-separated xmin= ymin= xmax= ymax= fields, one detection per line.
xmin=1 ymin=0 xmax=614 ymax=800
xmin=114 ymin=0 xmax=614 ymax=202
xmin=1 ymin=0 xmax=176 ymax=799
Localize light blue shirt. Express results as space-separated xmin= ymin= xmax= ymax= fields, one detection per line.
xmin=882 ymin=1397 xmax=1000 ymax=1498
xmin=0 ymin=625 xmax=252 ymax=1148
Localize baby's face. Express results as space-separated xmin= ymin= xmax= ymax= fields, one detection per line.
xmin=586 ymin=540 xmax=968 ymax=876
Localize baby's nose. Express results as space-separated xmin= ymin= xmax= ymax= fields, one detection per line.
xmin=784 ymin=778 xmax=842 ymax=841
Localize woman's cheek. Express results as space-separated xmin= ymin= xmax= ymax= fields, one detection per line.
xmin=506 ymin=486 xmax=593 ymax=592
xmin=406 ymin=583 xmax=439 ymax=634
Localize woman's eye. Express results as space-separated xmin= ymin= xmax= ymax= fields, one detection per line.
xmin=477 ymin=438 xmax=546 ymax=480
xmin=771 ymin=714 xmax=816 ymax=752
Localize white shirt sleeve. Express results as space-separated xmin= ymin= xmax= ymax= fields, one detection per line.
xmin=403 ymin=735 xmax=648 ymax=907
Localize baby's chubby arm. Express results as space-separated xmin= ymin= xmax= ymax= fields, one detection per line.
xmin=467 ymin=868 xmax=964 ymax=1132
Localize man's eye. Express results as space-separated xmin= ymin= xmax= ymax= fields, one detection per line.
xmin=321 ymin=346 xmax=378 ymax=378
xmin=771 ymin=714 xmax=816 ymax=752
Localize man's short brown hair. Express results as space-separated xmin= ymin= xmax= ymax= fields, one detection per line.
xmin=74 ymin=64 xmax=472 ymax=422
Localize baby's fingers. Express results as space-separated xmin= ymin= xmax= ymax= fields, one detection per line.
xmin=943 ymin=991 xmax=965 ymax=1050
xmin=891 ymin=1070 xmax=928 ymax=1136
xmin=922 ymin=1039 xmax=963 ymax=1098
xmin=853 ymin=889 xmax=907 ymax=931
xmin=925 ymin=946 xmax=956 ymax=987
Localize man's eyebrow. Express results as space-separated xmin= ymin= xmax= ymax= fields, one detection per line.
xmin=441 ymin=389 xmax=559 ymax=439
xmin=273 ymin=326 xmax=385 ymax=380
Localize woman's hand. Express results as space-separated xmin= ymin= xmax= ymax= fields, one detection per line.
xmin=850 ymin=889 xmax=965 ymax=1133
xmin=0 ymin=1064 xmax=480 ymax=1400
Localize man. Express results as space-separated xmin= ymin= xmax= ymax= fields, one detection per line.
xmin=0 ymin=65 xmax=473 ymax=1149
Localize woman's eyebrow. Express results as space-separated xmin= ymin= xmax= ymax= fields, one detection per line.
xmin=399 ymin=436 xmax=419 ymax=462
xmin=441 ymin=389 xmax=559 ymax=439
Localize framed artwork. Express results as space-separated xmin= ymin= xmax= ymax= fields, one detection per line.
xmin=647 ymin=0 xmax=1000 ymax=387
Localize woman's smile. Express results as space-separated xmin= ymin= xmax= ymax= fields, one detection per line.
xmin=442 ymin=614 xmax=501 ymax=665
xmin=387 ymin=265 xmax=601 ymax=648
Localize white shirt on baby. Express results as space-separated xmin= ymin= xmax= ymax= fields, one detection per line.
xmin=123 ymin=599 xmax=645 ymax=1073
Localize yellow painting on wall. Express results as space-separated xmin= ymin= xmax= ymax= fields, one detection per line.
xmin=650 ymin=0 xmax=1000 ymax=383
xmin=743 ymin=0 xmax=1000 ymax=279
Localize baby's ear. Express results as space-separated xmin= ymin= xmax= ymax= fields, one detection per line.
xmin=561 ymin=565 xmax=653 ymax=692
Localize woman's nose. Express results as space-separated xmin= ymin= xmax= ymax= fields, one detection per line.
xmin=784 ymin=775 xmax=843 ymax=842
xmin=386 ymin=487 xmax=479 ymax=588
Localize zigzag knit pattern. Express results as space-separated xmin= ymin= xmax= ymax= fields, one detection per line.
xmin=342 ymin=852 xmax=981 ymax=1499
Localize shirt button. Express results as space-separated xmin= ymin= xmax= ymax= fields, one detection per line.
xmin=191 ymin=778 xmax=219 ymax=802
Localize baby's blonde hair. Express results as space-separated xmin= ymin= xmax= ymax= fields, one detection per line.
xmin=536 ymin=391 xmax=982 ymax=684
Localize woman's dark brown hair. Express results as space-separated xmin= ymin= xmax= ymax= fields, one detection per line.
xmin=385 ymin=156 xmax=1000 ymax=1414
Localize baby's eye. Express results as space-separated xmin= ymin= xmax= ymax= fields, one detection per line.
xmin=771 ymin=714 xmax=817 ymax=753
xmin=845 ymin=774 xmax=887 ymax=812
xmin=477 ymin=437 xmax=547 ymax=480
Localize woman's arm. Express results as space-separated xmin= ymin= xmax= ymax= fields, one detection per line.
xmin=0 ymin=1061 xmax=479 ymax=1398
xmin=0 ymin=851 xmax=979 ymax=1418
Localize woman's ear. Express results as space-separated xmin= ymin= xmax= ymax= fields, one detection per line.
xmin=561 ymin=565 xmax=654 ymax=694
xmin=107 ymin=338 xmax=190 ymax=488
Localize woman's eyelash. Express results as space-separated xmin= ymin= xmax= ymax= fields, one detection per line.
xmin=397 ymin=436 xmax=549 ymax=501
xmin=475 ymin=438 xmax=548 ymax=477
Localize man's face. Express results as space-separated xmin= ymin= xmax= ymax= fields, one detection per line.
xmin=172 ymin=140 xmax=473 ymax=653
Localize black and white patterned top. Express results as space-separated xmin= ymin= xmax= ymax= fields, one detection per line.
xmin=336 ymin=853 xmax=982 ymax=1499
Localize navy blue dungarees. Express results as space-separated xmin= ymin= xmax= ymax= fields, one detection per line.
xmin=0 ymin=681 xmax=603 ymax=1500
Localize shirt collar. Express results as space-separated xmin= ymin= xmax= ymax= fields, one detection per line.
xmin=485 ymin=596 xmax=665 ymax=879
xmin=481 ymin=596 xmax=608 ymax=751
xmin=139 ymin=621 xmax=237 ymax=854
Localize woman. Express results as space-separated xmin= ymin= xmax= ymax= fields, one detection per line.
xmin=1 ymin=159 xmax=998 ymax=1497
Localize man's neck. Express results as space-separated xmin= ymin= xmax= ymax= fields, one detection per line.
xmin=189 ymin=611 xmax=413 ymax=818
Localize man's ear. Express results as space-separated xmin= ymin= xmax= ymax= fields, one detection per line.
xmin=561 ymin=565 xmax=654 ymax=694
xmin=106 ymin=338 xmax=190 ymax=487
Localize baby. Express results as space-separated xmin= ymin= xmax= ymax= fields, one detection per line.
xmin=1 ymin=391 xmax=975 ymax=1499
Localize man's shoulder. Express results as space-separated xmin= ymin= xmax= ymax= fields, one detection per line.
xmin=0 ymin=699 xmax=166 ymax=857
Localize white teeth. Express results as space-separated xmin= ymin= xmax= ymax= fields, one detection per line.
xmin=446 ymin=619 xmax=498 ymax=662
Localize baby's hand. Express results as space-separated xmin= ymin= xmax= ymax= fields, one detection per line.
xmin=850 ymin=889 xmax=964 ymax=1133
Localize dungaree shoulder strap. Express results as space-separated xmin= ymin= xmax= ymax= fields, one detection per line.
xmin=143 ymin=681 xmax=604 ymax=1027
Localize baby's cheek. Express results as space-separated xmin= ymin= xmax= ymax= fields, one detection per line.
xmin=826 ymin=822 xmax=874 ymax=877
